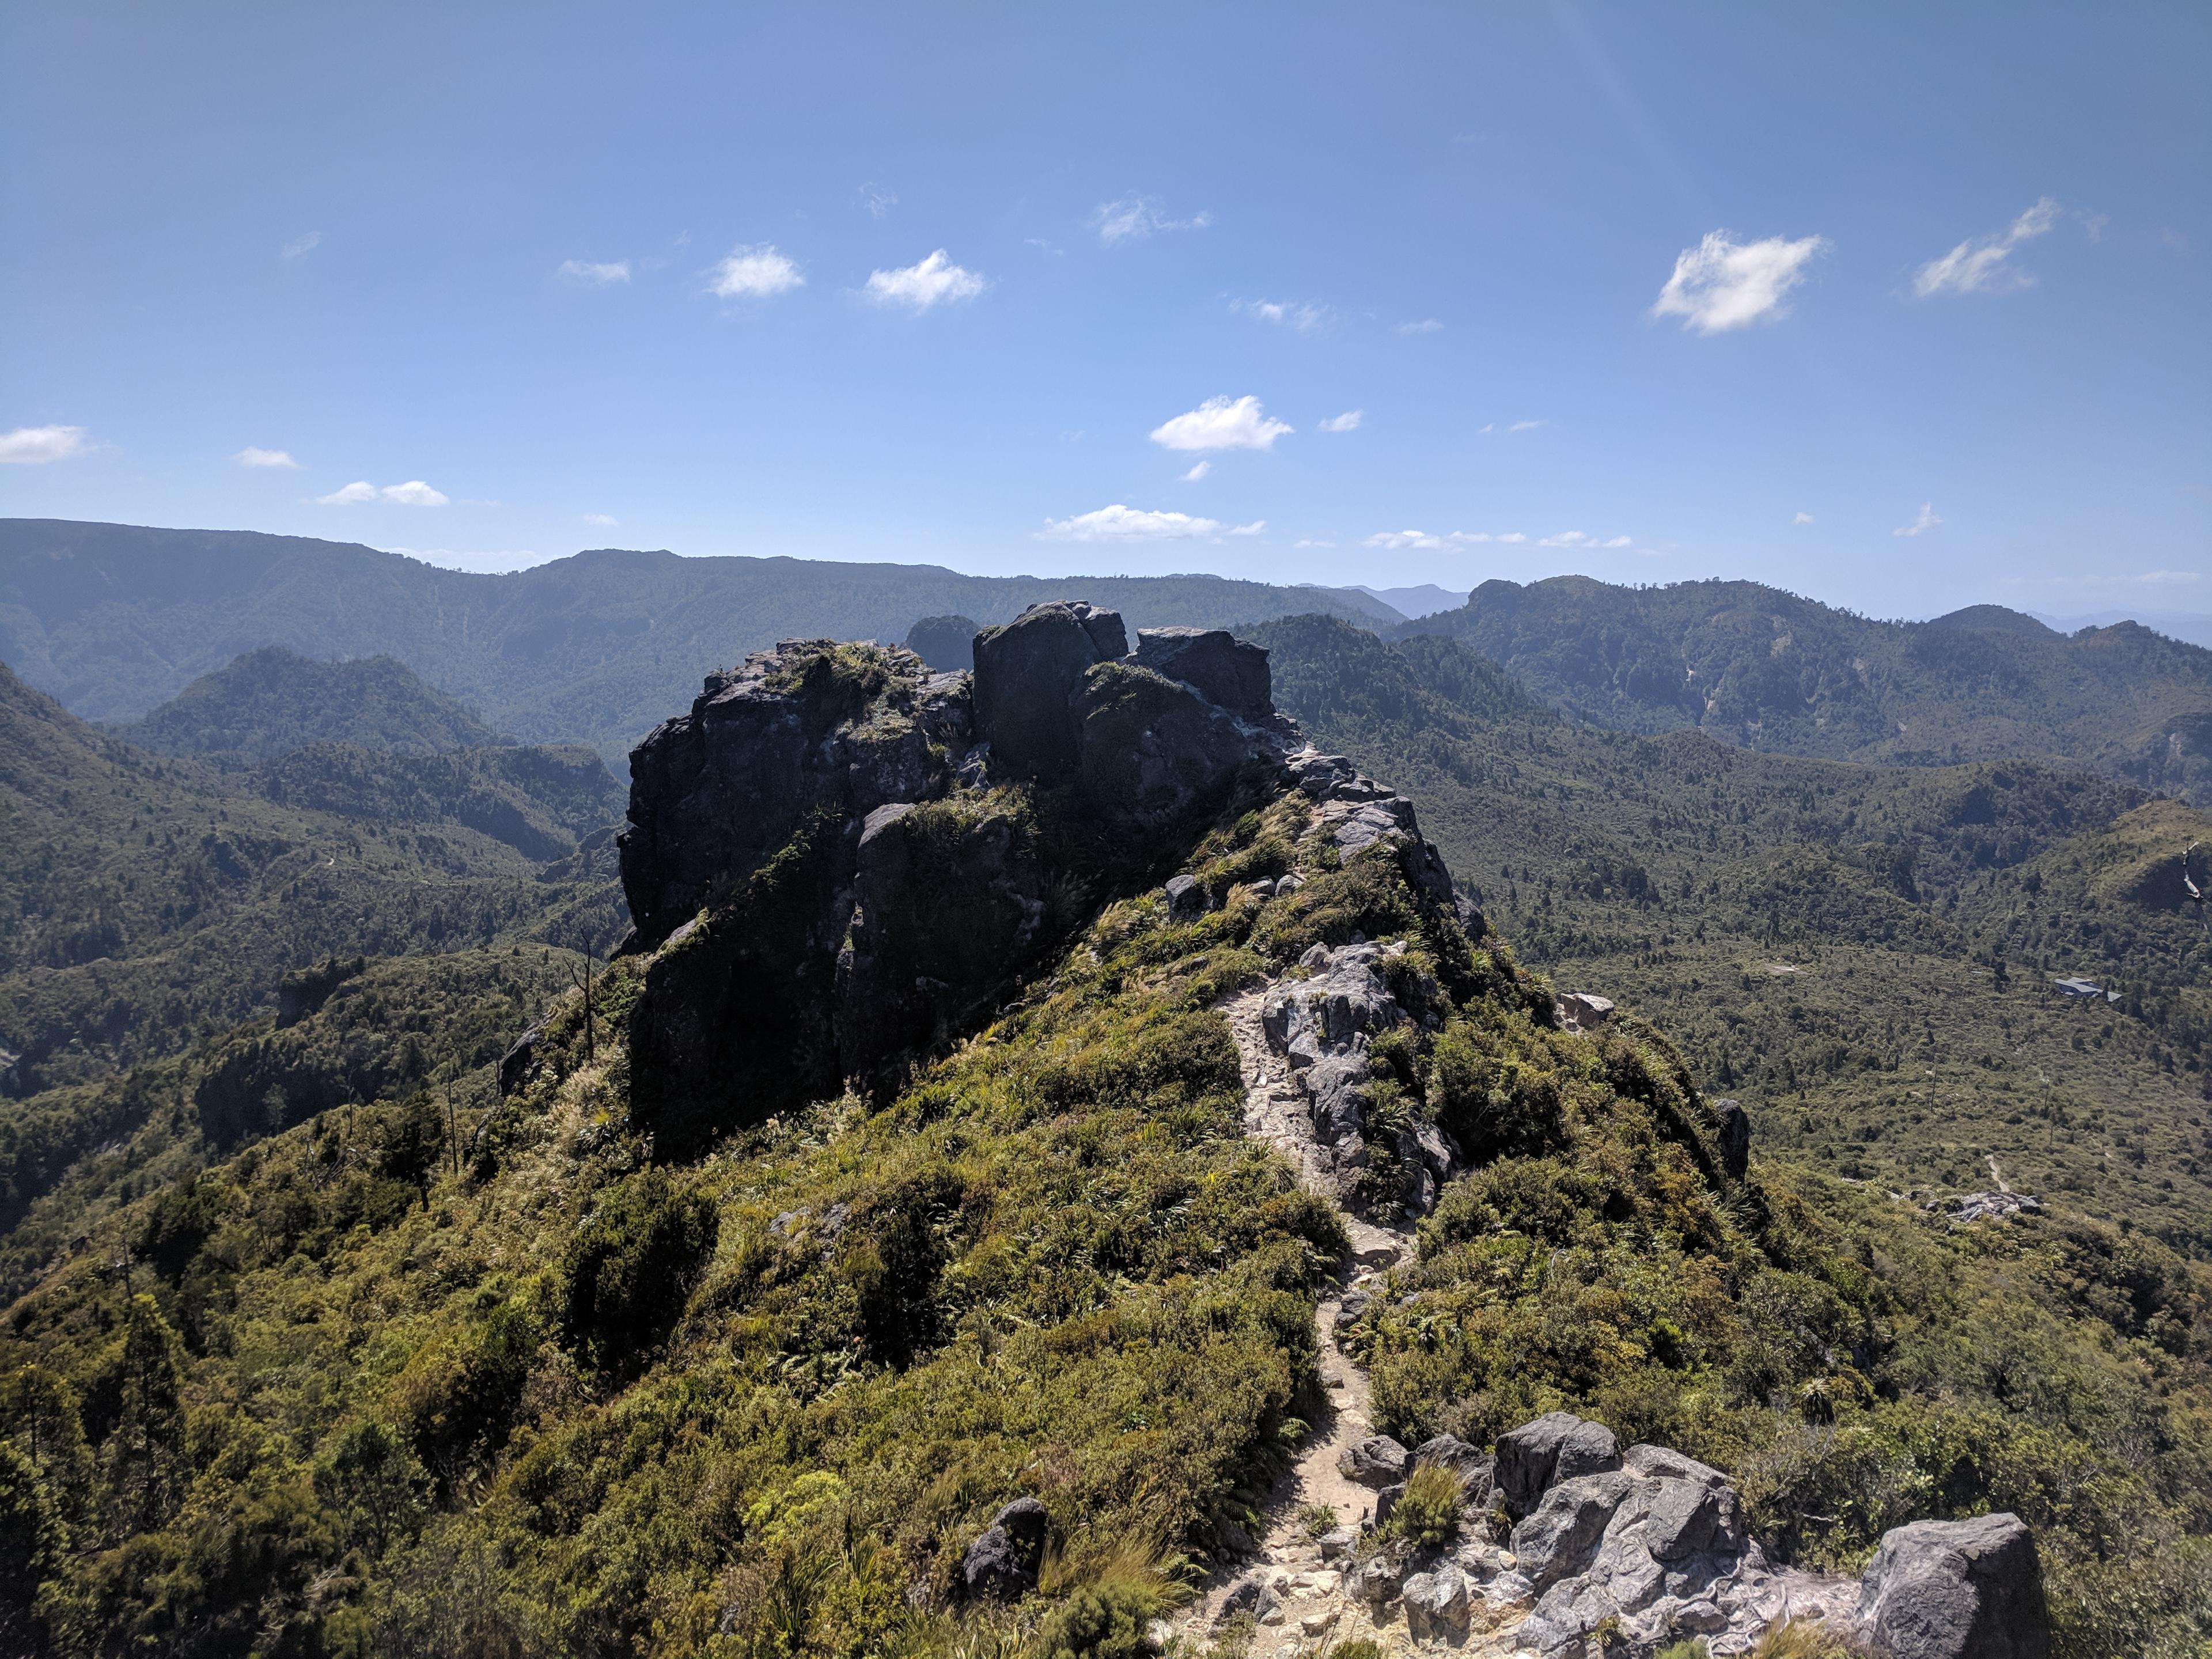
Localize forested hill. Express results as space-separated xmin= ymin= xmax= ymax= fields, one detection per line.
xmin=1253 ymin=613 xmax=2212 ymax=1251
xmin=1400 ymin=574 xmax=2212 ymax=798
xmin=113 ymin=646 xmax=507 ymax=763
xmin=0 ymin=519 xmax=1380 ymax=762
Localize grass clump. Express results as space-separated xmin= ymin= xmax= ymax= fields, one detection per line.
xmin=1383 ymin=1461 xmax=1463 ymax=1547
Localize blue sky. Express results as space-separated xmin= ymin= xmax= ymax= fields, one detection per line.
xmin=3 ymin=3 xmax=2206 ymax=619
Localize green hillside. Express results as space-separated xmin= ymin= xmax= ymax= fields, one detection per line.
xmin=0 ymin=661 xmax=623 ymax=1107
xmin=0 ymin=640 xmax=2197 ymax=1657
xmin=0 ymin=520 xmax=1382 ymax=763
xmin=1252 ymin=614 xmax=2212 ymax=1251
xmin=1400 ymin=575 xmax=2212 ymax=801
xmin=111 ymin=647 xmax=507 ymax=764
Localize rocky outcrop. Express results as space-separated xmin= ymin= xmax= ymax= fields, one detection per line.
xmin=619 ymin=607 xmax=1369 ymax=1156
xmin=1497 ymin=1412 xmax=1624 ymax=1519
xmin=1855 ymin=1514 xmax=2049 ymax=1659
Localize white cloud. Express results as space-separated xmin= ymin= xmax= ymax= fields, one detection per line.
xmin=1495 ymin=532 xmax=1527 ymax=544
xmin=317 ymin=479 xmax=449 ymax=506
xmin=1038 ymin=505 xmax=1224 ymax=541
xmin=1793 ymin=511 xmax=1815 ymax=525
xmin=0 ymin=425 xmax=90 ymax=465
xmin=1478 ymin=423 xmax=1494 ymax=435
xmin=1893 ymin=502 xmax=1943 ymax=537
xmin=1317 ymin=410 xmax=1363 ymax=433
xmin=864 ymin=249 xmax=986 ymax=310
xmin=1150 ymin=395 xmax=1292 ymax=453
xmin=1509 ymin=419 xmax=1548 ymax=432
xmin=1228 ymin=520 xmax=1266 ymax=537
xmin=559 ymin=259 xmax=632 ymax=285
xmin=1296 ymin=539 xmax=1336 ymax=548
xmin=1090 ymin=195 xmax=1211 ymax=245
xmin=1236 ymin=298 xmax=1329 ymax=332
xmin=1652 ymin=230 xmax=1829 ymax=334
xmin=234 ymin=446 xmax=298 ymax=469
xmin=1180 ymin=460 xmax=1212 ymax=482
xmin=1913 ymin=198 xmax=2061 ymax=297
xmin=858 ymin=181 xmax=897 ymax=219
xmin=1395 ymin=319 xmax=1444 ymax=335
xmin=584 ymin=513 xmax=618 ymax=527
xmin=709 ymin=244 xmax=804 ymax=300
xmin=1540 ymin=531 xmax=1592 ymax=548
xmin=1365 ymin=530 xmax=1448 ymax=551
xmin=281 ymin=231 xmax=321 ymax=260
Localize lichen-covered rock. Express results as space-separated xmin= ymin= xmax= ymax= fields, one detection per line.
xmin=1072 ymin=660 xmax=1268 ymax=836
xmin=1402 ymin=1564 xmax=1471 ymax=1641
xmin=1496 ymin=1412 xmax=1622 ymax=1518
xmin=1164 ymin=873 xmax=1209 ymax=920
xmin=1510 ymin=1471 xmax=1633 ymax=1593
xmin=1338 ymin=1434 xmax=1410 ymax=1487
xmin=1855 ymin=1513 xmax=2050 ymax=1659
xmin=961 ymin=1498 xmax=1048 ymax=1602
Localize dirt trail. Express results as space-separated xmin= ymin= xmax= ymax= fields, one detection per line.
xmin=1186 ymin=993 xmax=1536 ymax=1657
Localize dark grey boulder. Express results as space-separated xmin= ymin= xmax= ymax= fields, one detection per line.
xmin=1164 ymin=873 xmax=1209 ymax=921
xmin=1374 ymin=1480 xmax=1406 ymax=1527
xmin=1131 ymin=626 xmax=1272 ymax=717
xmin=1215 ymin=1574 xmax=1278 ymax=1627
xmin=1641 ymin=1476 xmax=1739 ymax=1562
xmin=1508 ymin=1471 xmax=1633 ymax=1593
xmin=903 ymin=613 xmax=980 ymax=672
xmin=972 ymin=603 xmax=1125 ymax=779
xmin=1495 ymin=1411 xmax=1621 ymax=1517
xmin=1338 ymin=1434 xmax=1411 ymax=1487
xmin=1332 ymin=1286 xmax=1372 ymax=1340
xmin=1714 ymin=1097 xmax=1751 ymax=1180
xmin=1072 ymin=661 xmax=1263 ymax=836
xmin=1856 ymin=1512 xmax=2049 ymax=1659
xmin=961 ymin=1497 xmax=1048 ymax=1602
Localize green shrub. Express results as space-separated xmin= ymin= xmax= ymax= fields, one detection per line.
xmin=1035 ymin=1581 xmax=1163 ymax=1659
xmin=1385 ymin=1461 xmax=1462 ymax=1547
xmin=558 ymin=1168 xmax=719 ymax=1377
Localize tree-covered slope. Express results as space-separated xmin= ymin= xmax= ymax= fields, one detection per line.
xmin=1252 ymin=613 xmax=2212 ymax=1252
xmin=0 ymin=660 xmax=623 ymax=1103
xmin=112 ymin=647 xmax=507 ymax=763
xmin=0 ymin=519 xmax=1382 ymax=762
xmin=0 ymin=637 xmax=2200 ymax=1657
xmin=1400 ymin=575 xmax=2212 ymax=800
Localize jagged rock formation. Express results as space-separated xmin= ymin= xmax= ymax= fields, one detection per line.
xmin=615 ymin=605 xmax=1351 ymax=1156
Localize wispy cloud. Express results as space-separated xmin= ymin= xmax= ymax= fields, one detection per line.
xmin=709 ymin=244 xmax=804 ymax=300
xmin=1793 ymin=511 xmax=1815 ymax=525
xmin=1228 ymin=520 xmax=1266 ymax=537
xmin=1509 ymin=419 xmax=1547 ymax=433
xmin=234 ymin=446 xmax=298 ymax=469
xmin=317 ymin=479 xmax=450 ymax=507
xmin=1296 ymin=539 xmax=1337 ymax=549
xmin=1653 ymin=230 xmax=1829 ymax=333
xmin=0 ymin=425 xmax=90 ymax=464
xmin=1395 ymin=319 xmax=1444 ymax=335
xmin=858 ymin=181 xmax=897 ymax=219
xmin=1180 ymin=461 xmax=1212 ymax=482
xmin=584 ymin=513 xmax=618 ymax=527
xmin=1150 ymin=395 xmax=1292 ymax=453
xmin=1317 ymin=410 xmax=1363 ymax=434
xmin=864 ymin=250 xmax=986 ymax=310
xmin=1893 ymin=502 xmax=1943 ymax=537
xmin=1090 ymin=195 xmax=1211 ymax=245
xmin=1363 ymin=528 xmax=1532 ymax=550
xmin=281 ymin=230 xmax=321 ymax=260
xmin=1039 ymin=505 xmax=1224 ymax=542
xmin=1538 ymin=531 xmax=1634 ymax=549
xmin=1234 ymin=298 xmax=1330 ymax=332
xmin=559 ymin=259 xmax=632 ymax=285
xmin=1913 ymin=197 xmax=2061 ymax=297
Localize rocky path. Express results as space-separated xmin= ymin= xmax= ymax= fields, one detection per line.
xmin=1189 ymin=990 xmax=1539 ymax=1658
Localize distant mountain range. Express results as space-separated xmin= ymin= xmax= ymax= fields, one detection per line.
xmin=0 ymin=519 xmax=1380 ymax=763
xmin=1397 ymin=575 xmax=2212 ymax=801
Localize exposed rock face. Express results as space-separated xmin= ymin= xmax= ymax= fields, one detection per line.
xmin=1131 ymin=625 xmax=1272 ymax=717
xmin=1338 ymin=1435 xmax=1411 ymax=1488
xmin=1259 ymin=935 xmax=1457 ymax=1215
xmin=903 ymin=613 xmax=979 ymax=672
xmin=1714 ymin=1097 xmax=1752 ymax=1180
xmin=1497 ymin=1411 xmax=1624 ymax=1519
xmin=961 ymin=1498 xmax=1048 ymax=1602
xmin=971 ymin=601 xmax=1127 ymax=779
xmin=619 ymin=609 xmax=1344 ymax=1156
xmin=1856 ymin=1513 xmax=2050 ymax=1659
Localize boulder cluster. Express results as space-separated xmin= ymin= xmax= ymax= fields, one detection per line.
xmin=1241 ymin=1409 xmax=2048 ymax=1658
